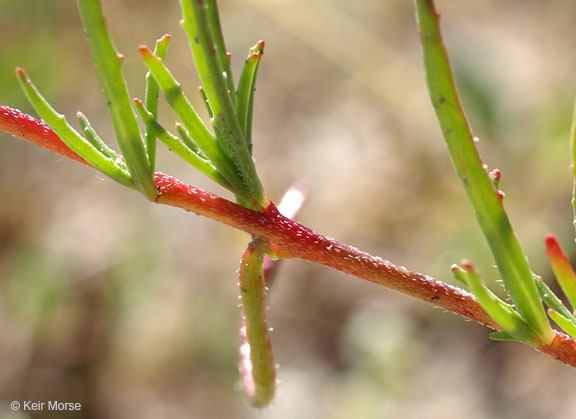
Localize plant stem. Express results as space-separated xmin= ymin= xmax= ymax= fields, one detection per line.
xmin=77 ymin=0 xmax=156 ymax=199
xmin=416 ymin=0 xmax=553 ymax=342
xmin=569 ymin=97 xmax=576 ymax=235
xmin=204 ymin=0 xmax=236 ymax=105
xmin=2 ymin=103 xmax=576 ymax=368
xmin=238 ymin=238 xmax=275 ymax=407
xmin=0 ymin=104 xmax=88 ymax=165
xmin=180 ymin=0 xmax=267 ymax=210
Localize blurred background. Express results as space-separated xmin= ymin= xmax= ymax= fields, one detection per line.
xmin=1 ymin=0 xmax=576 ymax=418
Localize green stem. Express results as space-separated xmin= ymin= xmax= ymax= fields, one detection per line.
xmin=204 ymin=0 xmax=236 ymax=106
xmin=77 ymin=0 xmax=156 ymax=199
xmin=139 ymin=46 xmax=248 ymax=198
xmin=180 ymin=0 xmax=268 ymax=210
xmin=416 ymin=0 xmax=553 ymax=342
xmin=239 ymin=238 xmax=276 ymax=407
xmin=569 ymin=96 xmax=576 ymax=236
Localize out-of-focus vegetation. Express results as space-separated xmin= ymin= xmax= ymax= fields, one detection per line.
xmin=1 ymin=1 xmax=576 ymax=418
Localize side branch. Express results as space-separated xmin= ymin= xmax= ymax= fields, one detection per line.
xmin=2 ymin=104 xmax=576 ymax=368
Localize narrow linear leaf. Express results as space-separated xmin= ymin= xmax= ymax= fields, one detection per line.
xmin=548 ymin=309 xmax=576 ymax=340
xmin=139 ymin=46 xmax=247 ymax=194
xmin=180 ymin=0 xmax=267 ymax=209
xmin=198 ymin=86 xmax=213 ymax=118
xmin=451 ymin=262 xmax=540 ymax=345
xmin=77 ymin=0 xmax=155 ymax=199
xmin=238 ymin=238 xmax=276 ymax=407
xmin=545 ymin=234 xmax=576 ymax=312
xmin=77 ymin=112 xmax=124 ymax=163
xmin=144 ymin=33 xmax=172 ymax=172
xmin=179 ymin=0 xmax=235 ymax=126
xmin=175 ymin=123 xmax=208 ymax=159
xmin=236 ymin=40 xmax=265 ymax=152
xmin=489 ymin=331 xmax=518 ymax=342
xmin=417 ymin=0 xmax=552 ymax=342
xmin=133 ymin=99 xmax=230 ymax=189
xmin=204 ymin=0 xmax=236 ymax=106
xmin=535 ymin=274 xmax=576 ymax=323
xmin=17 ymin=69 xmax=133 ymax=187
xmin=139 ymin=46 xmax=214 ymax=152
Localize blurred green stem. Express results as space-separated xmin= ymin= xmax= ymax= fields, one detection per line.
xmin=569 ymin=97 xmax=576 ymax=235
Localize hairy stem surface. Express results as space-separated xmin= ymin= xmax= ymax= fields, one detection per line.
xmin=2 ymin=104 xmax=576 ymax=368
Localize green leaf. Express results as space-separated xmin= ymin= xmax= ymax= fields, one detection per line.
xmin=77 ymin=0 xmax=156 ymax=199
xmin=489 ymin=331 xmax=518 ymax=342
xmin=452 ymin=262 xmax=540 ymax=346
xmin=548 ymin=309 xmax=576 ymax=340
xmin=197 ymin=86 xmax=213 ymax=118
xmin=535 ymin=274 xmax=576 ymax=323
xmin=77 ymin=111 xmax=124 ymax=163
xmin=175 ymin=123 xmax=208 ymax=159
xmin=144 ymin=34 xmax=171 ymax=172
xmin=416 ymin=0 xmax=553 ymax=343
xmin=17 ymin=69 xmax=133 ymax=187
xmin=180 ymin=0 xmax=267 ymax=210
xmin=236 ymin=40 xmax=265 ymax=152
xmin=139 ymin=46 xmax=243 ymax=187
xmin=204 ymin=0 xmax=236 ymax=106
xmin=133 ymin=98 xmax=230 ymax=189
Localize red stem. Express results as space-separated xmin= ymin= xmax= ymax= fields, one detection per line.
xmin=2 ymin=104 xmax=575 ymax=368
xmin=0 ymin=104 xmax=88 ymax=165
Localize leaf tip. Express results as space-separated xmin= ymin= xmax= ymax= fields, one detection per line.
xmin=254 ymin=40 xmax=265 ymax=53
xmin=461 ymin=259 xmax=475 ymax=271
xmin=545 ymin=234 xmax=560 ymax=252
xmin=15 ymin=67 xmax=29 ymax=82
xmin=450 ymin=263 xmax=462 ymax=273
